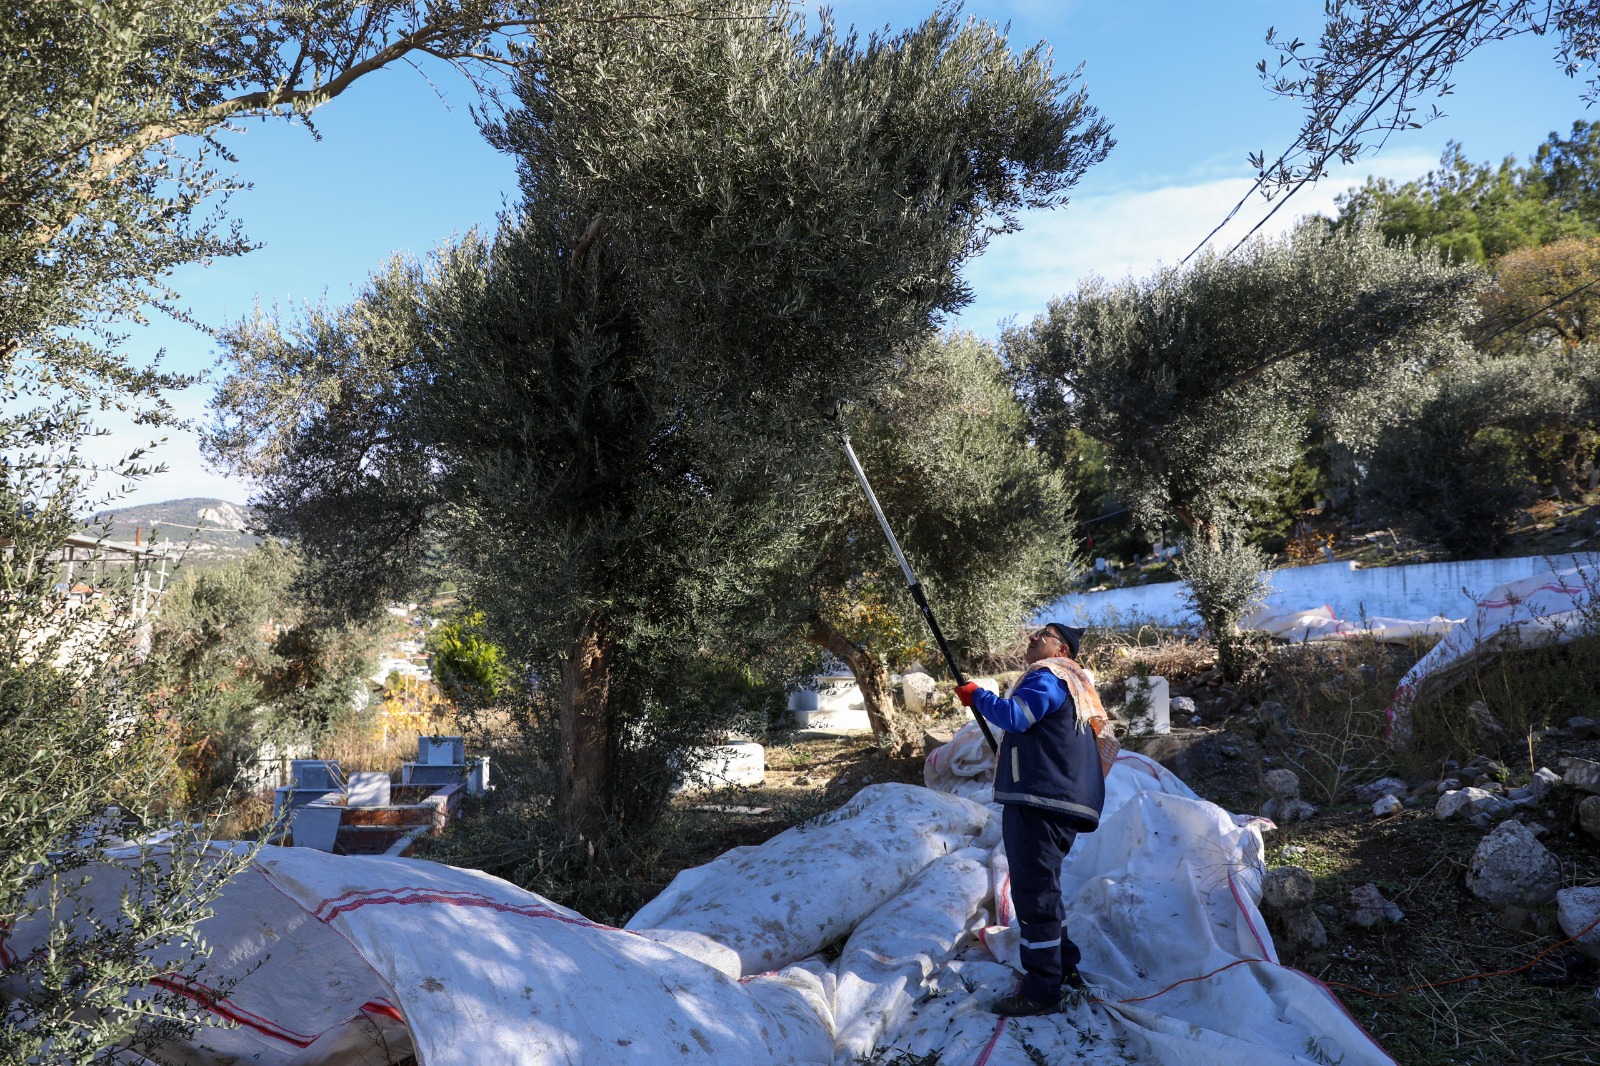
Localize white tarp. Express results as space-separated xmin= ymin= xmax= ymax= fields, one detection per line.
xmin=1242 ymin=604 xmax=1460 ymax=644
xmin=6 ymin=845 xmax=834 ymax=1065
xmin=1386 ymin=562 xmax=1599 ymax=744
xmin=12 ymin=741 xmax=1398 ymax=1064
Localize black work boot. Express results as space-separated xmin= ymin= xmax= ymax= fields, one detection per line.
xmin=990 ymin=991 xmax=1060 ymax=1017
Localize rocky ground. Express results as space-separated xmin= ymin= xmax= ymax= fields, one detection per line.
xmin=655 ymin=635 xmax=1600 ymax=1065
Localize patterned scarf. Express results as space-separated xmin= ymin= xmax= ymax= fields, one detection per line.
xmin=1006 ymin=656 xmax=1119 ymax=777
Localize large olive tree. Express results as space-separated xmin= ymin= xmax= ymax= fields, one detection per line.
xmin=1004 ymin=222 xmax=1480 ymax=673
xmin=209 ymin=0 xmax=1112 ymax=843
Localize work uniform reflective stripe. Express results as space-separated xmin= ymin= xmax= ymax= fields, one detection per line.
xmin=1019 ymin=936 xmax=1062 ymax=950
xmin=992 ymin=791 xmax=1100 ymax=826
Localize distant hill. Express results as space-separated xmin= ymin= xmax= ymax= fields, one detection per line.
xmin=89 ymin=498 xmax=264 ymax=567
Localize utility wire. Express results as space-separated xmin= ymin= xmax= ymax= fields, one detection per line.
xmin=1476 ymin=272 xmax=1600 ymax=346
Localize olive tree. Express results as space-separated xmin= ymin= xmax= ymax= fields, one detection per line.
xmin=209 ymin=1 xmax=1113 ymax=844
xmin=796 ymin=333 xmax=1078 ymax=751
xmin=1004 ymin=222 xmax=1480 ymax=673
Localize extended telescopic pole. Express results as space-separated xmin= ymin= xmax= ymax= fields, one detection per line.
xmin=833 ymin=417 xmax=999 ymax=754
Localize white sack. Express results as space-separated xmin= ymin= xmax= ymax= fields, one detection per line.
xmin=1387 ymin=562 xmax=1599 ymax=743
xmin=903 ymin=741 xmax=1395 ymax=1064
xmin=1243 ymin=604 xmax=1459 ymax=644
xmin=625 ymin=782 xmax=991 ymax=975
xmin=8 ymin=844 xmax=836 ymax=1066
xmin=831 ymin=849 xmax=991 ymax=1064
xmin=924 ymin=719 xmax=1001 ymax=802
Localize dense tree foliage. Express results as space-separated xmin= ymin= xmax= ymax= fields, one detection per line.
xmin=795 ymin=333 xmax=1078 ymax=750
xmin=0 ymin=2 xmax=594 ymax=1051
xmin=1004 ymin=222 xmax=1479 ymax=538
xmin=1332 ymin=125 xmax=1600 ymax=264
xmin=154 ymin=547 xmax=386 ymax=802
xmin=428 ymin=609 xmax=511 ymax=702
xmin=1327 ymin=124 xmax=1600 ymax=553
xmin=1004 ymin=222 xmax=1480 ymax=672
xmin=209 ymin=0 xmax=1112 ymax=843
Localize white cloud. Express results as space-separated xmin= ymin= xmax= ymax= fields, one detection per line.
xmin=953 ymin=152 xmax=1440 ymax=335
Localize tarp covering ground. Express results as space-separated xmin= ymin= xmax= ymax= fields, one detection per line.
xmin=8 ymin=729 xmax=1400 ymax=1065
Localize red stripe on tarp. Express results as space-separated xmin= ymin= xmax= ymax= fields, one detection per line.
xmin=1475 ymin=582 xmax=1584 ymax=609
xmin=360 ymin=998 xmax=407 ymax=1023
xmin=1114 ymin=752 xmax=1163 ymax=779
xmin=1227 ymin=871 xmax=1271 ymax=959
xmin=314 ymin=887 xmax=637 ymax=936
xmin=149 ymin=975 xmax=319 ymax=1048
xmin=966 ymin=1011 xmax=1004 ymax=1056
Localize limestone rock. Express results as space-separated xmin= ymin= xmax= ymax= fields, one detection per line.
xmin=901 ymin=670 xmax=937 ymax=716
xmin=1170 ymin=696 xmax=1197 ymax=715
xmin=1262 ymin=866 xmax=1316 ymax=911
xmin=1564 ymin=757 xmax=1600 ymax=795
xmin=1568 ymin=716 xmax=1598 ymax=741
xmin=1529 ymin=766 xmax=1562 ymax=802
xmin=1261 ymin=768 xmax=1315 ymax=824
xmin=1355 ymin=777 xmax=1409 ymax=802
xmin=1435 ymin=787 xmax=1511 ymax=824
xmin=1347 ymin=883 xmax=1403 ymax=928
xmin=1581 ymin=795 xmax=1600 ymax=841
xmin=1558 ymin=887 xmax=1600 ymax=962
xmin=1372 ymin=794 xmax=1402 ymax=817
xmin=1466 ymin=820 xmax=1561 ymax=908
xmin=1261 ymin=866 xmax=1325 ymax=960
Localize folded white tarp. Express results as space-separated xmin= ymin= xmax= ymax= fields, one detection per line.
xmin=1386 ymin=562 xmax=1599 ymax=744
xmin=626 ymin=783 xmax=993 ymax=975
xmin=5 ymin=845 xmax=834 ymax=1065
xmin=13 ymin=739 xmax=1398 ymax=1064
xmin=1243 ymin=604 xmax=1460 ymax=644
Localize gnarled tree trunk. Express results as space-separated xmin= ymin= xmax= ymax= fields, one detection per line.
xmin=558 ymin=614 xmax=613 ymax=844
xmin=809 ymin=615 xmax=908 ymax=753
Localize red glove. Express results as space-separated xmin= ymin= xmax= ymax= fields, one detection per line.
xmin=954 ymin=681 xmax=980 ymax=707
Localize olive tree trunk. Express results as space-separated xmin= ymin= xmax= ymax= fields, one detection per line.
xmin=558 ymin=614 xmax=614 ymax=844
xmin=809 ymin=615 xmax=908 ymax=753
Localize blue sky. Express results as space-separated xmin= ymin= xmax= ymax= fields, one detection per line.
xmin=103 ymin=1 xmax=1589 ymax=505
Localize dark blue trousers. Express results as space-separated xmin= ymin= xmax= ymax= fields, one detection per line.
xmin=1002 ymin=803 xmax=1082 ymax=1002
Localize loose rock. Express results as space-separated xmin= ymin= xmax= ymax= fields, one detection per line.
xmin=1564 ymin=757 xmax=1600 ymax=795
xmin=1261 ymin=768 xmax=1315 ymax=824
xmin=1466 ymin=820 xmax=1561 ymax=908
xmin=1347 ymin=883 xmax=1403 ymax=928
xmin=1372 ymin=794 xmax=1402 ymax=817
xmin=1529 ymin=767 xmax=1562 ymax=801
xmin=1581 ymin=795 xmax=1600 ymax=841
xmin=1559 ymin=888 xmax=1600 ymax=963
xmin=1355 ymin=777 xmax=1409 ymax=802
xmin=1261 ymin=866 xmax=1326 ymax=959
xmin=900 ymin=670 xmax=936 ymax=716
xmin=1435 ymin=787 xmax=1512 ymax=824
xmin=1569 ymin=716 xmax=1598 ymax=741
xmin=1170 ymin=696 xmax=1197 ymax=715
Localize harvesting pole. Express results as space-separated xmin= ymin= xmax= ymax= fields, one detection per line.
xmin=830 ymin=406 xmax=998 ymax=754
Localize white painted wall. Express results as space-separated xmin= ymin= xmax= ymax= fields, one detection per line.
xmin=1043 ymin=553 xmax=1600 ymax=628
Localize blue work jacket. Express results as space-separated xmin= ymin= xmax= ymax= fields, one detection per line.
xmin=970 ymin=670 xmax=1105 ymax=832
